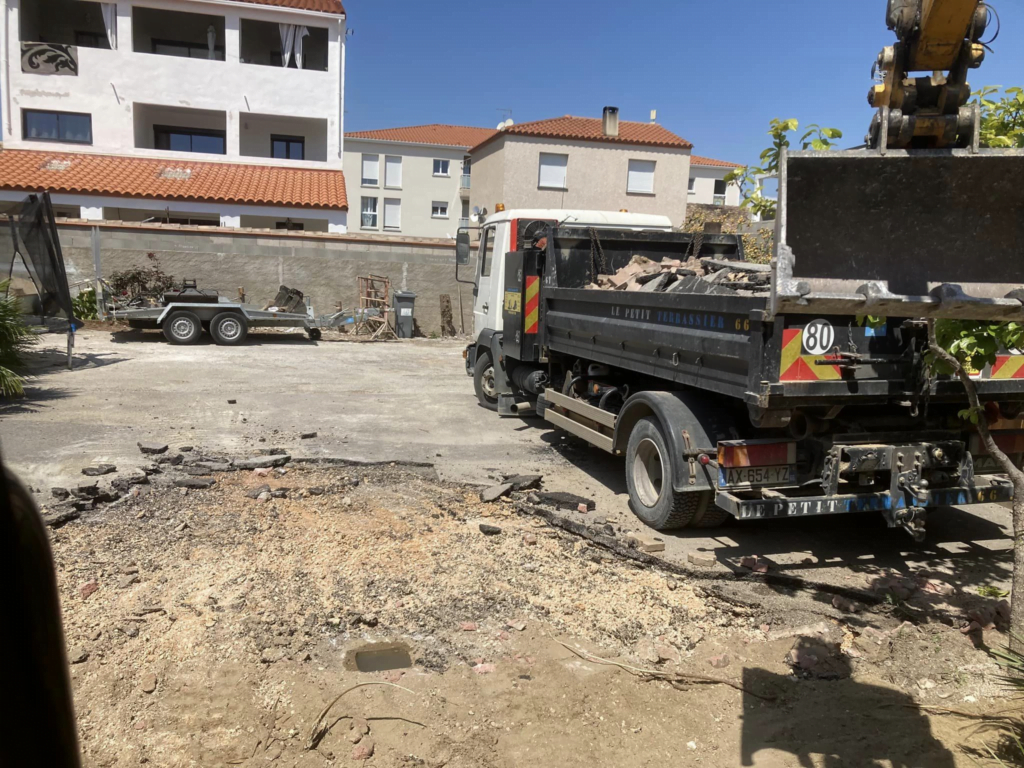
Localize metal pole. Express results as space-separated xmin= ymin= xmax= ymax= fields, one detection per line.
xmin=91 ymin=226 xmax=104 ymax=319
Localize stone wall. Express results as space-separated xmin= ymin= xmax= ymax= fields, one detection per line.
xmin=56 ymin=222 xmax=476 ymax=335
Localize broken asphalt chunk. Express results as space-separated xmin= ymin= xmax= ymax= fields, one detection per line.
xmin=534 ymin=491 xmax=595 ymax=511
xmin=81 ymin=464 xmax=117 ymax=477
xmin=504 ymin=474 xmax=543 ymax=491
xmin=480 ymin=483 xmax=513 ymax=503
xmin=42 ymin=507 xmax=81 ymax=528
xmin=173 ymin=477 xmax=215 ymax=490
xmin=479 ymin=523 xmax=502 ymax=536
xmin=137 ymin=442 xmax=169 ymax=455
xmin=234 ymin=454 xmax=291 ymax=470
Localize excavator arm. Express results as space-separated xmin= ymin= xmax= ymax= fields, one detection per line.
xmin=868 ymin=0 xmax=992 ymax=149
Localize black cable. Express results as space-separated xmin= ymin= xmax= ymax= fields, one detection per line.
xmin=980 ymin=2 xmax=1001 ymax=47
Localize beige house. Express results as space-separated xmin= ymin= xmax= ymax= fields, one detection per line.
xmin=689 ymin=155 xmax=744 ymax=207
xmin=468 ymin=109 xmax=693 ymax=227
xmin=343 ymin=124 xmax=495 ymax=239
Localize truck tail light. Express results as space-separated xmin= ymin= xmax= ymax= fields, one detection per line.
xmin=718 ymin=440 xmax=797 ymax=468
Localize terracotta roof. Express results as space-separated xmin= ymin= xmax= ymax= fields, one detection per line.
xmin=346 ymin=124 xmax=497 ymax=148
xmin=470 ymin=115 xmax=692 ymax=152
xmin=691 ymin=155 xmax=743 ymax=168
xmin=225 ymin=0 xmax=345 ymax=16
xmin=0 ymin=150 xmax=348 ymax=211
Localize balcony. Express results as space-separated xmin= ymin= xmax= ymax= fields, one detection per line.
xmin=20 ymin=0 xmax=113 ymax=75
xmin=458 ymin=217 xmax=470 ymax=229
xmin=133 ymin=6 xmax=225 ymax=61
xmin=134 ymin=104 xmax=227 ymax=156
xmin=240 ymin=18 xmax=328 ymax=71
xmin=240 ymin=113 xmax=328 ymax=162
xmin=459 ymin=174 xmax=471 ymax=199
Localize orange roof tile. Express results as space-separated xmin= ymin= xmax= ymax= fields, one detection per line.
xmin=0 ymin=150 xmax=348 ymax=211
xmin=691 ymin=155 xmax=743 ymax=168
xmin=227 ymin=0 xmax=345 ymax=15
xmin=470 ymin=115 xmax=692 ymax=152
xmin=346 ymin=124 xmax=497 ymax=148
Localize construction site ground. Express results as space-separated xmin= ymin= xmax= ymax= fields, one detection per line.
xmin=2 ymin=328 xmax=1021 ymax=767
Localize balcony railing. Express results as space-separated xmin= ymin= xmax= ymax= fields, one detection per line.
xmin=458 ymin=217 xmax=470 ymax=229
xmin=460 ymin=174 xmax=471 ymax=189
xmin=713 ymin=195 xmax=726 ymax=206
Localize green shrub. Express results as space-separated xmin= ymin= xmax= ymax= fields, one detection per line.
xmin=0 ymin=280 xmax=38 ymax=397
xmin=72 ymin=288 xmax=98 ymax=321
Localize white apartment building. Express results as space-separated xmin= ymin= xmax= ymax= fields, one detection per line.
xmin=0 ymin=0 xmax=349 ymax=232
xmin=342 ymin=124 xmax=496 ymax=240
xmin=688 ymin=155 xmax=743 ymax=207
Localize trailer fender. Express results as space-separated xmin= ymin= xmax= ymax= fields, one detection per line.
xmin=613 ymin=392 xmax=739 ymax=493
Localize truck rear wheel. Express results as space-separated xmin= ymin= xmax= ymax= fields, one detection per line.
xmin=625 ymin=416 xmax=706 ymax=530
xmin=210 ymin=312 xmax=248 ymax=346
xmin=162 ymin=310 xmax=202 ymax=345
xmin=473 ymin=350 xmax=498 ymax=410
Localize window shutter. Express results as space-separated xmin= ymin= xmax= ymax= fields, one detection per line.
xmin=538 ymin=153 xmax=568 ymax=189
xmin=627 ymin=159 xmax=656 ymax=194
xmin=361 ymin=154 xmax=379 ymax=184
xmin=384 ymin=198 xmax=401 ymax=229
xmin=385 ymin=155 xmax=402 ymax=187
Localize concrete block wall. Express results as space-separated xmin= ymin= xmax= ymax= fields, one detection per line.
xmin=56 ymin=224 xmax=476 ymax=335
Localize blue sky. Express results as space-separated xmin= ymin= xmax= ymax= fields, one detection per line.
xmin=343 ymin=0 xmax=1024 ymax=167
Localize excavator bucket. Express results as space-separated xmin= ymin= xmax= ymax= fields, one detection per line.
xmin=772 ymin=148 xmax=1024 ymax=321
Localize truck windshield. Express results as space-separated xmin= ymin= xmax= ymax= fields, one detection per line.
xmin=479 ymin=227 xmax=495 ymax=277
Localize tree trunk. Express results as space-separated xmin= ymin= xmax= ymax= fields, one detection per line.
xmin=927 ymin=320 xmax=1024 ymax=649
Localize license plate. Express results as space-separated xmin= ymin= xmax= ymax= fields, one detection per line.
xmin=719 ymin=465 xmax=795 ymax=488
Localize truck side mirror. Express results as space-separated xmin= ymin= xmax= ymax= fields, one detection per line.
xmin=456 ymin=230 xmax=471 ymax=266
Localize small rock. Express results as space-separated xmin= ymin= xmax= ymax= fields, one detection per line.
xmin=508 ymin=620 xmax=527 ymax=631
xmin=343 ymin=496 xmax=353 ymax=506
xmin=139 ymin=464 xmax=161 ymax=476
xmin=300 ymin=431 xmax=318 ymax=439
xmin=72 ymin=482 xmax=100 ymax=499
xmin=917 ymin=678 xmax=937 ymax=690
xmin=271 ymin=489 xmax=288 ymax=499
xmin=526 ymin=492 xmax=541 ymax=504
xmin=359 ymin=614 xmax=379 ymax=628
xmin=687 ymin=551 xmax=716 ymax=568
xmin=524 ymin=533 xmax=538 ymax=545
xmin=68 ymin=648 xmax=89 ymax=664
xmin=51 ymin=487 xmax=70 ymax=500
xmin=137 ymin=442 xmax=169 ymax=455
xmin=79 ymin=580 xmax=98 ymax=600
xmin=740 ymin=555 xmax=769 ymax=574
xmin=687 ymin=741 xmax=697 ymax=751
xmin=175 ymin=521 xmax=189 ymax=533
xmin=479 ymin=523 xmax=502 ymax=536
xmin=174 ymin=477 xmax=215 ymax=489
xmin=351 ymin=740 xmax=375 ymax=760
xmin=522 ymin=563 xmax=539 ymax=572
xmin=227 ymin=399 xmax=237 ymax=404
xmin=247 ymin=484 xmax=272 ymax=499
xmin=831 ymin=595 xmax=862 ymax=613
xmin=256 ymin=491 xmax=271 ymax=502
xmin=577 ymin=503 xmax=588 ymax=514
xmin=133 ymin=720 xmax=147 ymax=731
xmin=352 ymin=717 xmax=369 ymax=736
xmin=253 ymin=467 xmax=272 ymax=477
xmin=787 ymin=647 xmax=819 ymax=671
xmin=307 ymin=486 xmax=325 ymax=496
xmin=637 ymin=642 xmax=661 ymax=665
xmin=42 ymin=508 xmax=81 ymax=528
xmin=472 ymin=663 xmax=496 ymax=675
xmin=346 ymin=729 xmax=364 ymax=744
xmin=179 ymin=446 xmax=193 ymax=452
xmin=156 ymin=454 xmax=184 ymax=466
xmin=626 ymin=534 xmax=665 ymax=553
xmin=141 ymin=673 xmax=158 ymax=693
xmin=260 ymin=648 xmax=286 ymax=664
xmin=460 ymin=622 xmax=478 ymax=632
xmin=81 ymin=464 xmax=117 ymax=477
xmin=480 ymin=483 xmax=513 ymax=503
xmin=118 ymin=574 xmax=140 ymax=589
xmin=708 ymin=654 xmax=731 ymax=669
xmin=655 ymin=643 xmax=680 ymax=664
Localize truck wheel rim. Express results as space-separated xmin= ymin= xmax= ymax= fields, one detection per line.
xmin=633 ymin=438 xmax=664 ymax=507
xmin=170 ymin=318 xmax=195 ymax=339
xmin=481 ymin=365 xmax=496 ymax=398
xmin=219 ymin=318 xmax=242 ymax=341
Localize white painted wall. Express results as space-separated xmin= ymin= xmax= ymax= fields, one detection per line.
xmin=3 ymin=0 xmax=346 ymax=168
xmin=343 ymin=138 xmax=469 ymax=239
xmin=688 ymin=165 xmax=742 ymax=207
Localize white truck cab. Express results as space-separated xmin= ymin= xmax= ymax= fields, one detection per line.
xmin=461 ymin=208 xmax=673 ymax=409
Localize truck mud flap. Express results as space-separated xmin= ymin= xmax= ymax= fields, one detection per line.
xmin=774 ymin=149 xmax=1024 ymax=322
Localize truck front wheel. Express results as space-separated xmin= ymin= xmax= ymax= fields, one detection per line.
xmin=473 ymin=350 xmax=498 ymax=410
xmin=625 ymin=416 xmax=708 ymax=530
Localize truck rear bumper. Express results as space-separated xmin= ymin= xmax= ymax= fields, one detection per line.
xmin=716 ymin=473 xmax=1012 ymax=521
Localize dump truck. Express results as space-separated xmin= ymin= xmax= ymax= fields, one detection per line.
xmin=457 ymin=152 xmax=1024 ymax=541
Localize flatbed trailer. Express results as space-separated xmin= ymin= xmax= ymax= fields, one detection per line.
xmin=461 ymin=151 xmax=1024 ymax=539
xmin=114 ymin=300 xmax=321 ymax=344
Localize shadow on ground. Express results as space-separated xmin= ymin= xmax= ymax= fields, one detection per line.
xmin=0 ymin=386 xmax=72 ymax=416
xmin=108 ymin=329 xmax=316 ymax=346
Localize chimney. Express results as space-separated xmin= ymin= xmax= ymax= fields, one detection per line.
xmin=602 ymin=106 xmax=620 ymax=138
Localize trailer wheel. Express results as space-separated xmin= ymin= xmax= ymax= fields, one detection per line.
xmin=625 ymin=417 xmax=701 ymax=530
xmin=473 ymin=350 xmax=498 ymax=411
xmin=210 ymin=312 xmax=248 ymax=346
xmin=162 ymin=310 xmax=202 ymax=345
xmin=308 ymin=328 xmax=322 ymax=341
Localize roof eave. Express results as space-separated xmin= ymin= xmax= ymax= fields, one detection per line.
xmin=344 ymin=136 xmax=473 ymax=150
xmin=190 ymin=0 xmax=346 ymax=20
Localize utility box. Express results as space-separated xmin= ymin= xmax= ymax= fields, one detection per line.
xmin=393 ymin=291 xmax=417 ymax=338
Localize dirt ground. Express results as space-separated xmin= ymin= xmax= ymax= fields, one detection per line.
xmin=4 ymin=329 xmax=1024 ymax=766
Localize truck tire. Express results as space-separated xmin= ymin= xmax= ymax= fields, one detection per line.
xmin=210 ymin=312 xmax=248 ymax=346
xmin=474 ymin=350 xmax=498 ymax=410
xmin=625 ymin=416 xmax=702 ymax=530
xmin=690 ymin=503 xmax=731 ymax=528
xmin=162 ymin=310 xmax=202 ymax=345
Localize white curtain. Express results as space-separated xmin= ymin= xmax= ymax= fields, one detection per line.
xmin=100 ymin=3 xmax=117 ymax=50
xmin=293 ymin=26 xmax=310 ymax=69
xmin=207 ymin=25 xmax=216 ymax=60
xmin=279 ymin=24 xmax=296 ymax=68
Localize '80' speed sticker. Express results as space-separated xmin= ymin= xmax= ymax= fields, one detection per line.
xmin=801 ymin=319 xmax=835 ymax=355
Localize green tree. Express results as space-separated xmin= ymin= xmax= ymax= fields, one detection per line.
xmin=975 ymin=86 xmax=1024 ymax=148
xmin=0 ymin=280 xmax=38 ymax=397
xmin=725 ymin=118 xmax=843 ymax=221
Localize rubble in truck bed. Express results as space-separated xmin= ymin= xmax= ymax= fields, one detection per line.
xmin=588 ymin=254 xmax=771 ymax=295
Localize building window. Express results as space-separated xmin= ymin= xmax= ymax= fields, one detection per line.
xmin=271 ymin=135 xmax=305 ymax=160
xmin=23 ymin=110 xmax=93 ymax=144
xmin=688 ymin=177 xmax=696 ymax=194
xmin=627 ymin=159 xmax=656 ymax=194
xmin=154 ymin=125 xmax=225 ymax=154
xmin=384 ymin=155 xmax=402 ymax=188
xmin=433 ymin=159 xmax=450 ymax=177
xmin=361 ymin=154 xmax=379 ymax=186
xmin=361 ymin=197 xmax=378 ymax=229
xmin=713 ymin=179 xmax=727 ymax=206
xmin=383 ymin=198 xmax=401 ymax=231
xmin=432 ymin=201 xmax=449 ymax=219
xmin=75 ymin=31 xmax=109 ymax=49
xmin=152 ymin=39 xmax=225 ymax=60
xmin=276 ymin=220 xmax=304 ymax=230
xmin=479 ymin=227 xmax=495 ymax=277
xmin=538 ymin=152 xmax=568 ymax=190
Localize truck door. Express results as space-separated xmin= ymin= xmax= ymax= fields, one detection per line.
xmin=473 ymin=225 xmax=498 ymax=338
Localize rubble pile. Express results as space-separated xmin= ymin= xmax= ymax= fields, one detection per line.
xmin=589 ymin=254 xmax=771 ymax=295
